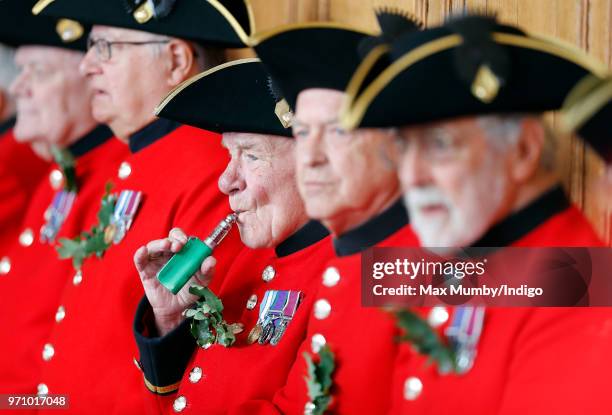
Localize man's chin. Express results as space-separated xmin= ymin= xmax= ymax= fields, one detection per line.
xmin=12 ymin=128 xmax=38 ymax=144
xmin=304 ymin=203 xmax=335 ymax=224
xmin=91 ymin=105 xmax=113 ymax=124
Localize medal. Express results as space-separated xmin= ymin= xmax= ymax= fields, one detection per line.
xmin=259 ymin=317 xmax=276 ymax=345
xmin=247 ymin=323 xmax=263 ymax=344
xmin=103 ymin=223 xmax=117 ymax=245
xmin=249 ymin=289 xmax=303 ymax=347
xmin=258 ymin=290 xmax=288 ymax=345
xmin=40 ymin=190 xmax=76 ymax=243
xmin=107 ymin=190 xmax=142 ymax=244
xmin=445 ymin=306 xmax=485 ymax=374
xmin=270 ymin=291 xmax=302 ymax=345
xmin=269 ymin=319 xmax=288 ymax=346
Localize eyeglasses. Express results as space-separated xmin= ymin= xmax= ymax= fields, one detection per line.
xmin=86 ymin=38 xmax=171 ymax=62
xmin=397 ymin=128 xmax=469 ymax=163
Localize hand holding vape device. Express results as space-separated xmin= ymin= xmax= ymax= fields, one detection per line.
xmin=157 ymin=213 xmax=237 ymax=295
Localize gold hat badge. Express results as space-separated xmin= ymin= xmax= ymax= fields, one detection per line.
xmin=275 ymin=99 xmax=294 ymax=129
xmin=55 ymin=18 xmax=84 ymax=43
xmin=471 ymin=64 xmax=501 ymax=104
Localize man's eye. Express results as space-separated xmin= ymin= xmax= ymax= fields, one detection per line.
xmin=431 ymin=134 xmax=454 ymax=149
xmin=293 ymin=128 xmax=308 ymax=138
xmin=245 ymin=153 xmax=259 ymax=161
xmin=330 ymin=126 xmax=347 ymax=136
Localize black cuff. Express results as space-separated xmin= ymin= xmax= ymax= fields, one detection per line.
xmin=133 ymin=296 xmax=196 ymax=395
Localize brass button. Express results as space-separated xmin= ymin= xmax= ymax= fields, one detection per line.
xmin=246 ymin=294 xmax=257 ymax=310
xmin=37 ymin=383 xmax=49 ymax=396
xmin=49 ymin=169 xmax=63 ymax=190
xmin=0 ymin=256 xmax=11 ymax=275
xmin=118 ymin=161 xmax=132 ymax=180
xmin=261 ymin=265 xmax=276 ymax=282
xmin=427 ymin=306 xmax=449 ymax=328
xmin=42 ymin=343 xmax=55 ymax=361
xmin=19 ymin=228 xmax=34 ymax=247
xmin=55 ymin=306 xmax=66 ymax=323
xmin=313 ymin=299 xmax=331 ymax=320
xmin=304 ymin=401 xmax=316 ymax=415
xmin=188 ymin=366 xmax=203 ymax=383
xmin=173 ymin=395 xmax=187 ymax=412
xmin=404 ymin=376 xmax=423 ymax=401
xmin=73 ymin=270 xmax=83 ymax=286
xmin=322 ymin=267 xmax=340 ymax=287
xmin=311 ymin=333 xmax=327 ymax=354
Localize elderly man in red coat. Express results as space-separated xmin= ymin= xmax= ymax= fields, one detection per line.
xmin=27 ymin=0 xmax=253 ymax=413
xmin=131 ymin=59 xmax=334 ymax=414
xmin=243 ymin=13 xmax=421 ymax=414
xmin=0 ymin=42 xmax=49 ymax=253
xmin=0 ymin=0 xmax=128 ymax=398
xmin=341 ymin=14 xmax=612 ymax=415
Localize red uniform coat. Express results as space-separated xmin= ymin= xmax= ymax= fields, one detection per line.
xmin=0 ymin=121 xmax=49 ymax=252
xmin=233 ymin=200 xmax=421 ymax=415
xmin=388 ymin=186 xmax=612 ymax=415
xmin=135 ymin=221 xmax=334 ymax=415
xmin=0 ymin=127 xmax=126 ymax=396
xmin=35 ymin=121 xmax=244 ymax=415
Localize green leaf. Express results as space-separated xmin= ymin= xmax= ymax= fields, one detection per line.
xmin=394 ymin=309 xmax=458 ymax=374
xmin=183 ymin=309 xmax=198 ymax=318
xmin=56 ymin=238 xmax=82 ymax=258
xmin=201 ymin=286 xmax=224 ymax=313
xmin=193 ymin=311 xmax=207 ymax=321
xmin=317 ymin=346 xmax=335 ymax=393
xmin=188 ymin=283 xmax=208 ymax=298
xmin=303 ymin=346 xmax=335 ymax=415
xmin=55 ymin=184 xmax=118 ymax=271
xmin=185 ymin=285 xmax=236 ymax=348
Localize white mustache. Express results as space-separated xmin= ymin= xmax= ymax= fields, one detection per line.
xmin=407 ymin=187 xmax=452 ymax=210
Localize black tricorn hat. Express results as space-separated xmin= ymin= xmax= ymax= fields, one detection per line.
xmin=341 ymin=15 xmax=609 ymax=129
xmin=561 ymin=75 xmax=612 ymax=162
xmin=33 ymin=0 xmax=253 ymax=47
xmin=155 ymin=58 xmax=294 ymax=137
xmin=0 ymin=0 xmax=88 ymax=50
xmin=251 ymin=22 xmax=374 ymax=109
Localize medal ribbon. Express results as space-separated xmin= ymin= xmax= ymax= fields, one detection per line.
xmin=446 ymin=306 xmax=485 ymax=373
xmin=40 ymin=190 xmax=76 ymax=243
xmin=282 ymin=291 xmax=302 ymax=320
xmin=112 ymin=190 xmax=142 ymax=230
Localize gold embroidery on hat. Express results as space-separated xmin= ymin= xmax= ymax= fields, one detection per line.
xmin=341 ymin=31 xmax=609 ymax=130
xmin=561 ymin=76 xmax=612 ymax=134
xmin=32 ymin=0 xmax=55 ymax=15
xmin=275 ymin=99 xmax=293 ymax=128
xmin=133 ymin=2 xmax=154 ymax=24
xmin=471 ymin=64 xmax=500 ymax=103
xmin=155 ymin=58 xmax=261 ymax=115
xmin=56 ymin=19 xmax=84 ymax=43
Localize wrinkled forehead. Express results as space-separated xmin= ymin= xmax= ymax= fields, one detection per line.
xmin=399 ymin=116 xmax=481 ymax=138
xmin=222 ymin=131 xmax=272 ymax=149
xmin=294 ymin=88 xmax=345 ymax=125
xmin=90 ymin=24 xmax=159 ymax=41
xmin=15 ymin=45 xmax=82 ymax=67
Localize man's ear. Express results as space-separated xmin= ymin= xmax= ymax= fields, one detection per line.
xmin=165 ymin=39 xmax=195 ymax=87
xmin=509 ymin=117 xmax=545 ymax=184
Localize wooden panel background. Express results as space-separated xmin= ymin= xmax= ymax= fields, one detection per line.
xmin=240 ymin=0 xmax=612 ymax=243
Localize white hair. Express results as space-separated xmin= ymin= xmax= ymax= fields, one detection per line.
xmin=148 ymin=34 xmax=224 ymax=72
xmin=477 ymin=113 xmax=555 ymax=171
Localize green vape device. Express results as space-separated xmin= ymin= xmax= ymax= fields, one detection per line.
xmin=157 ymin=213 xmax=237 ymax=295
